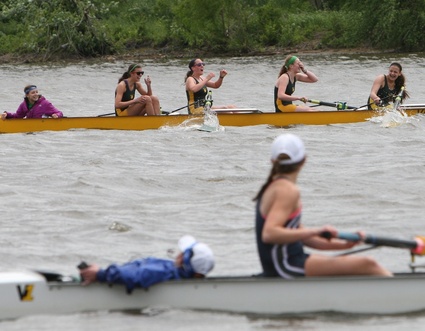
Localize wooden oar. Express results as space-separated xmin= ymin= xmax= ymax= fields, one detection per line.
xmin=322 ymin=231 xmax=425 ymax=255
xmin=307 ymin=99 xmax=357 ymax=110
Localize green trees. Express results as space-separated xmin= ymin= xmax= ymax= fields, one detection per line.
xmin=1 ymin=0 xmax=424 ymax=60
xmin=1 ymin=0 xmax=115 ymax=59
xmin=341 ymin=0 xmax=425 ymax=51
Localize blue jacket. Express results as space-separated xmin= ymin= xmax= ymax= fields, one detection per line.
xmin=96 ymin=257 xmax=185 ymax=293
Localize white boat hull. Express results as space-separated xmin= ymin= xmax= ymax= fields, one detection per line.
xmin=1 ymin=270 xmax=425 ymax=320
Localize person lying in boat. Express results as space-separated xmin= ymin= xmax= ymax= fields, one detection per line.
xmin=254 ymin=133 xmax=392 ymax=278
xmin=185 ymin=58 xmax=236 ymax=114
xmin=114 ymin=64 xmax=161 ymax=116
xmin=275 ymin=55 xmax=318 ymax=112
xmin=368 ymin=62 xmax=409 ymax=110
xmin=1 ymin=85 xmax=63 ymax=120
xmin=79 ymin=235 xmax=214 ymax=293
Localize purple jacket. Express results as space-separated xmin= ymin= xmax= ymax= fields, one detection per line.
xmin=5 ymin=96 xmax=63 ymax=119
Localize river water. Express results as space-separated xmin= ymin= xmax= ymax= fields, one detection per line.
xmin=1 ymin=52 xmax=425 ymax=330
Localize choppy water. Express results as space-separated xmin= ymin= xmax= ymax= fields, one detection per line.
xmin=1 ymin=53 xmax=425 ymax=330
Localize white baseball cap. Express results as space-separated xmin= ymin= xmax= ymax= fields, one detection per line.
xmin=271 ymin=133 xmax=305 ymax=164
xmin=178 ymin=235 xmax=214 ymax=275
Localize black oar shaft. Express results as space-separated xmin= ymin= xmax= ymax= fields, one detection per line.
xmin=337 ymin=232 xmax=418 ymax=250
xmin=307 ymin=99 xmax=357 ymax=110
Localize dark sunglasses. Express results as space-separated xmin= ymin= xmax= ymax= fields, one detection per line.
xmin=135 ymin=71 xmax=144 ymax=76
xmin=194 ymin=63 xmax=205 ymax=67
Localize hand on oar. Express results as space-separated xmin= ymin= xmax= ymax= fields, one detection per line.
xmin=322 ymin=231 xmax=425 ymax=255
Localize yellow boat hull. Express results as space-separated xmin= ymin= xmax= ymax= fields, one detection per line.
xmin=1 ymin=107 xmax=424 ymax=134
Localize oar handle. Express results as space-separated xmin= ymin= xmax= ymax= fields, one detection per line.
xmin=321 ymin=231 xmax=425 ymax=255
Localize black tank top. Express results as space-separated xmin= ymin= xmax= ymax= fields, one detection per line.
xmin=274 ymin=73 xmax=296 ymax=112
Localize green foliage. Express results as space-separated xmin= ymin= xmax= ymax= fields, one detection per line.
xmin=0 ymin=0 xmax=117 ymax=58
xmin=340 ymin=0 xmax=425 ymax=50
xmin=0 ymin=0 xmax=424 ymax=60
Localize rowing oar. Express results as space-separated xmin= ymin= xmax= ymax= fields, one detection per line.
xmin=321 ymin=231 xmax=425 ymax=255
xmin=97 ymin=103 xmax=197 ymax=117
xmin=353 ymin=95 xmax=393 ymax=110
xmin=393 ymin=86 xmax=405 ymax=111
xmin=163 ymin=102 xmax=197 ymax=115
xmin=307 ymin=99 xmax=357 ymax=110
xmin=97 ymin=112 xmax=115 ymax=117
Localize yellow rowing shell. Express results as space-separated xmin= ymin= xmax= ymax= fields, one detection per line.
xmin=1 ymin=106 xmax=424 ymax=134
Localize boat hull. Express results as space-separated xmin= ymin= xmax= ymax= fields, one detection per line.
xmin=2 ymin=270 xmax=425 ymax=320
xmin=1 ymin=106 xmax=424 ymax=134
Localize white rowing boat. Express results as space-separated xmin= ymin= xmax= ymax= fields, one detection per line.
xmin=2 ymin=269 xmax=425 ymax=321
xmin=3 ymin=232 xmax=425 ymax=320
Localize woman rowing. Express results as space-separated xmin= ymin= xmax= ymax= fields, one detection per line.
xmin=275 ymin=55 xmax=318 ymax=112
xmin=254 ymin=133 xmax=392 ymax=278
xmin=115 ymin=64 xmax=161 ymax=116
xmin=185 ymin=58 xmax=235 ymax=114
xmin=368 ymin=62 xmax=409 ymax=110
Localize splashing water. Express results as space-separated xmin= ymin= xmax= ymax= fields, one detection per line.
xmin=368 ymin=105 xmax=416 ymax=128
xmin=199 ymin=108 xmax=223 ymax=132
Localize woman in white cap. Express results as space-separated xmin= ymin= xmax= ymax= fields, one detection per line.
xmin=79 ymin=235 xmax=214 ymax=293
xmin=254 ymin=133 xmax=391 ymax=278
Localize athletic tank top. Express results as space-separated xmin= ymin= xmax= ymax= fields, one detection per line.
xmin=115 ymin=80 xmax=136 ymax=111
xmin=275 ymin=73 xmax=296 ymax=112
xmin=255 ymin=183 xmax=307 ymax=277
xmin=186 ymin=77 xmax=208 ymax=114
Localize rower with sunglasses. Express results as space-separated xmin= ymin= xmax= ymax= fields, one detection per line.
xmin=114 ymin=64 xmax=161 ymax=116
xmin=78 ymin=235 xmax=214 ymax=294
xmin=185 ymin=58 xmax=236 ymax=114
